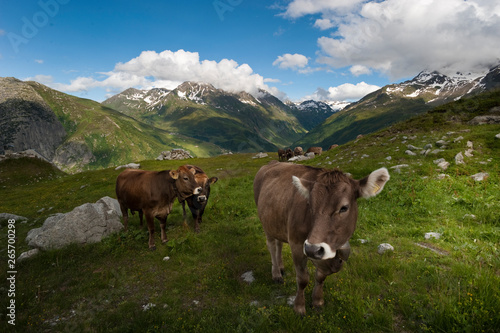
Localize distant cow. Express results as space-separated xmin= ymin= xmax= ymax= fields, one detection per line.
xmin=116 ymin=166 xmax=202 ymax=250
xmin=278 ymin=149 xmax=286 ymax=161
xmin=285 ymin=148 xmax=294 ymax=160
xmin=179 ymin=165 xmax=218 ymax=233
xmin=254 ymin=161 xmax=389 ymax=315
xmin=306 ymin=146 xmax=323 ymax=155
xmin=328 ymin=144 xmax=338 ymax=151
xmin=294 ymin=147 xmax=303 ymax=156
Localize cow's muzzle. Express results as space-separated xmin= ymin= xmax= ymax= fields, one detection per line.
xmin=197 ymin=195 xmax=207 ymax=203
xmin=193 ymin=187 xmax=202 ymax=195
xmin=303 ymin=240 xmax=350 ymax=260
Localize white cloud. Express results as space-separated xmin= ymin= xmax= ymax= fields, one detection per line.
xmin=314 ymin=18 xmax=334 ymax=30
xmin=283 ymin=0 xmax=500 ymax=79
xmin=30 ymin=49 xmax=279 ymax=98
xmin=350 ymin=65 xmax=372 ymax=76
xmin=305 ymin=82 xmax=380 ymax=101
xmin=0 ymin=29 xmax=5 ymax=36
xmin=273 ymin=53 xmax=309 ymax=70
xmin=281 ymin=0 xmax=365 ymax=18
xmin=34 ymin=59 xmax=44 ymax=64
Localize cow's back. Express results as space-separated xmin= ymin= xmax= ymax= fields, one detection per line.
xmin=254 ymin=162 xmax=312 ymax=243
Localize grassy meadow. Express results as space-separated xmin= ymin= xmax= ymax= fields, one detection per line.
xmin=0 ymin=95 xmax=499 ymax=332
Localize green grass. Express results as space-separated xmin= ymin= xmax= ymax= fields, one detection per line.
xmin=0 ymin=95 xmax=499 ymax=332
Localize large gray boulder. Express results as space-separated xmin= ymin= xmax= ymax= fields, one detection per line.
xmin=26 ymin=196 xmax=123 ymax=251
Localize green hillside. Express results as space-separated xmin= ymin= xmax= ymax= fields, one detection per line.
xmin=103 ymin=83 xmax=306 ymax=152
xmin=28 ymin=82 xmax=223 ymax=172
xmin=0 ymin=90 xmax=498 ymax=332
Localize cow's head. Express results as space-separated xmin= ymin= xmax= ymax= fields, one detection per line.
xmin=193 ymin=173 xmax=218 ymax=208
xmin=292 ymin=167 xmax=389 ymax=261
xmin=170 ymin=166 xmax=202 ymax=199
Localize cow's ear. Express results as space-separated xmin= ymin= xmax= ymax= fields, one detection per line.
xmin=169 ymin=170 xmax=179 ymax=180
xmin=292 ymin=176 xmax=311 ymax=199
xmin=189 ymin=167 xmax=196 ymax=175
xmin=209 ymin=177 xmax=218 ymax=184
xmin=358 ymin=167 xmax=390 ymax=198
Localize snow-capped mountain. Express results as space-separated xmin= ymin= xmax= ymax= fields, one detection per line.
xmin=287 ymin=100 xmax=349 ymax=131
xmin=103 ymin=81 xmax=306 ymax=153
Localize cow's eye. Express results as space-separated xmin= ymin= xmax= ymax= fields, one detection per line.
xmin=339 ymin=205 xmax=349 ymax=213
xmin=183 ymin=176 xmax=189 ymax=181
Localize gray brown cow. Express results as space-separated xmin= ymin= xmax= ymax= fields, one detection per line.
xmin=306 ymin=146 xmax=323 ymax=155
xmin=253 ymin=161 xmax=389 ymax=315
xmin=179 ymin=165 xmax=218 ymax=233
xmin=116 ymin=166 xmax=202 ymax=250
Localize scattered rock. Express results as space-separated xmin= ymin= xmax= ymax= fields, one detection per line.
xmin=386 ymin=156 xmax=392 ymax=161
xmin=252 ymin=152 xmax=268 ymax=159
xmin=471 ymin=172 xmax=489 ymax=181
xmin=163 ymin=256 xmax=170 ymax=261
xmin=430 ymin=149 xmax=444 ymax=155
xmin=453 ymin=136 xmax=464 ymax=143
xmin=437 ymin=174 xmax=449 ymax=179
xmin=142 ymin=303 xmax=156 ymax=311
xmin=17 ymin=248 xmax=40 ymax=262
xmin=0 ymin=213 xmax=28 ymax=223
xmin=455 ymin=152 xmax=464 ymax=165
xmin=468 ymin=115 xmax=500 ymax=125
xmin=115 ymin=163 xmax=140 ymax=170
xmin=407 ymin=144 xmax=421 ymax=151
xmin=423 ymin=144 xmax=433 ymax=150
xmin=241 ymin=271 xmax=255 ymax=284
xmin=156 ymin=149 xmax=193 ymax=161
xmin=466 ymin=141 xmax=473 ymax=149
xmin=437 ymin=161 xmax=450 ymax=170
xmin=26 ymin=196 xmax=123 ymax=251
xmin=377 ymin=243 xmax=394 ymax=254
xmin=435 ymin=140 xmax=447 ymax=147
xmin=463 ymin=214 xmax=477 ymax=220
xmin=425 ymin=232 xmax=441 ymax=240
xmin=495 ymin=133 xmax=500 ymax=139
xmin=405 ymin=150 xmax=417 ymax=156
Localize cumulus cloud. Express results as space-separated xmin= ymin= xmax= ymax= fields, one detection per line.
xmin=34 ymin=49 xmax=278 ymax=98
xmin=350 ymin=65 xmax=372 ymax=76
xmin=273 ymin=53 xmax=309 ymax=70
xmin=283 ymin=0 xmax=500 ymax=78
xmin=305 ymin=82 xmax=380 ymax=102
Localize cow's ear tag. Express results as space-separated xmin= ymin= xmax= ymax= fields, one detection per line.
xmin=169 ymin=170 xmax=179 ymax=180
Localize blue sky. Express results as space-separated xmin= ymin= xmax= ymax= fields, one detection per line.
xmin=1 ymin=0 xmax=499 ymax=103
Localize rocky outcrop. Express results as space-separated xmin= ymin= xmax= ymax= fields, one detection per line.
xmin=156 ymin=149 xmax=193 ymax=160
xmin=25 ymin=196 xmax=123 ymax=251
xmin=0 ymin=78 xmax=66 ymax=158
xmin=52 ymin=141 xmax=95 ymax=171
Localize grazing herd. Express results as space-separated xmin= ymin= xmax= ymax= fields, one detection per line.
xmin=114 ymin=150 xmax=389 ymax=315
xmin=278 ymin=146 xmax=324 ymax=161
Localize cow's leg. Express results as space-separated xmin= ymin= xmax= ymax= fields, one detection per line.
xmin=145 ymin=212 xmax=156 ymax=250
xmin=312 ymin=268 xmax=328 ymax=308
xmin=266 ymin=235 xmax=283 ymax=283
xmin=138 ymin=210 xmax=144 ymax=227
xmin=291 ymin=245 xmax=309 ymax=315
xmin=276 ymin=240 xmax=285 ymax=276
xmin=159 ymin=216 xmax=169 ymax=244
xmin=181 ymin=200 xmax=187 ymax=225
xmin=119 ymin=205 xmax=129 ymax=231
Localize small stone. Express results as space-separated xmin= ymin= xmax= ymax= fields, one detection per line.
xmin=463 ymin=214 xmax=476 ymax=220
xmin=471 ymin=172 xmax=489 ymax=181
xmin=453 ymin=136 xmax=464 ymax=143
xmin=405 ymin=150 xmax=417 ymax=156
xmin=425 ymin=232 xmax=441 ymax=240
xmin=455 ymin=152 xmax=464 ymax=164
xmin=435 ymin=140 xmax=447 ymax=147
xmin=241 ymin=271 xmax=255 ymax=284
xmin=437 ymin=161 xmax=450 ymax=170
xmin=163 ymin=256 xmax=170 ymax=261
xmin=377 ymin=243 xmax=394 ymax=254
xmin=423 ymin=144 xmax=433 ymax=150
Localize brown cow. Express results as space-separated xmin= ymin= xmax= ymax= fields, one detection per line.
xmin=179 ymin=165 xmax=218 ymax=233
xmin=306 ymin=146 xmax=323 ymax=155
xmin=285 ymin=148 xmax=294 ymax=160
xmin=278 ymin=149 xmax=286 ymax=161
xmin=116 ymin=166 xmax=202 ymax=250
xmin=294 ymin=147 xmax=303 ymax=156
xmin=253 ymin=161 xmax=389 ymax=315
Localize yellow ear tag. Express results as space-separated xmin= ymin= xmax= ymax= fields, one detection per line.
xmin=373 ymin=183 xmax=381 ymax=194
